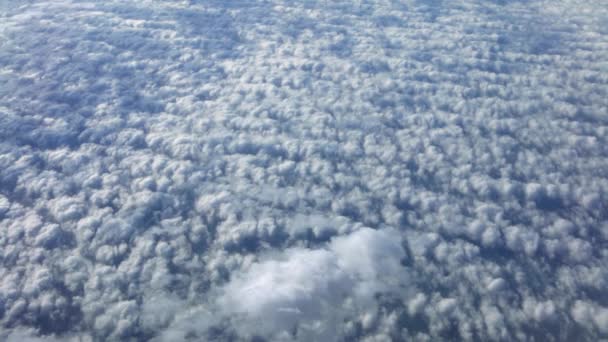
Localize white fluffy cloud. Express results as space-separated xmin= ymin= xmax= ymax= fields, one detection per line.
xmin=217 ymin=228 xmax=407 ymax=339
xmin=1 ymin=0 xmax=608 ymax=341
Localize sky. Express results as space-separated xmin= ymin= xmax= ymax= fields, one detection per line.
xmin=0 ymin=0 xmax=607 ymax=341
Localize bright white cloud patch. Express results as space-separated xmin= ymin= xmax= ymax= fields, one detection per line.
xmin=218 ymin=228 xmax=407 ymax=339
xmin=1 ymin=0 xmax=607 ymax=341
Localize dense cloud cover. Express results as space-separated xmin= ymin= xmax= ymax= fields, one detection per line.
xmin=1 ymin=0 xmax=607 ymax=340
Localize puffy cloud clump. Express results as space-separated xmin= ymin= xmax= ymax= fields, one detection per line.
xmin=217 ymin=228 xmax=408 ymax=340
xmin=1 ymin=0 xmax=608 ymax=341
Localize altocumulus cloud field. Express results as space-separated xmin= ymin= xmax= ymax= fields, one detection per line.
xmin=0 ymin=0 xmax=607 ymax=340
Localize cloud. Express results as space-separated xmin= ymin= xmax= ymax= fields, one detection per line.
xmin=1 ymin=0 xmax=607 ymax=341
xmin=151 ymin=227 xmax=411 ymax=341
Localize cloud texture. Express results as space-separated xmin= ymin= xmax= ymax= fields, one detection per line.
xmin=1 ymin=0 xmax=607 ymax=341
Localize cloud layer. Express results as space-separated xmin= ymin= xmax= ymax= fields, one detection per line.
xmin=1 ymin=0 xmax=607 ymax=341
